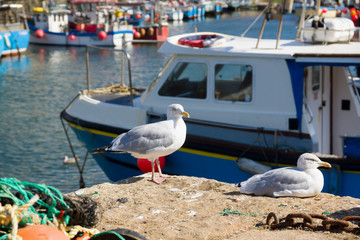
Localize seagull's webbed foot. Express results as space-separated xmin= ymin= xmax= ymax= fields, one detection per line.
xmin=152 ymin=177 xmax=166 ymax=184
xmin=159 ymin=173 xmax=171 ymax=178
xmin=151 ymin=159 xmax=167 ymax=184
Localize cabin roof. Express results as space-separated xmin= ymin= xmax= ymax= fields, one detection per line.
xmin=159 ymin=32 xmax=360 ymax=64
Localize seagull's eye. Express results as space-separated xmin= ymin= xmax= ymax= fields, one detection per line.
xmin=305 ymin=158 xmax=317 ymax=162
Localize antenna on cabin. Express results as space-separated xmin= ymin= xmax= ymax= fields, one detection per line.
xmin=255 ymin=0 xmax=293 ymax=49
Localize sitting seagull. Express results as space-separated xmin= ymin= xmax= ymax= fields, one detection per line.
xmin=234 ymin=153 xmax=331 ymax=197
xmin=92 ymin=104 xmax=189 ymax=184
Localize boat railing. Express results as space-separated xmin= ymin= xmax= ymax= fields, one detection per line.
xmin=303 ymin=95 xmax=313 ymax=124
xmin=85 ymin=45 xmax=134 ymax=106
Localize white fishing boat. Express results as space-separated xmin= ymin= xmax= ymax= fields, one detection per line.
xmin=61 ymin=2 xmax=360 ymax=198
xmin=116 ymin=1 xmax=169 ymax=42
xmin=28 ymin=5 xmax=133 ymax=46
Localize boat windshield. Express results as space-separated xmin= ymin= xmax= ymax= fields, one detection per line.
xmin=214 ymin=64 xmax=253 ymax=102
xmin=158 ymin=62 xmax=207 ymax=99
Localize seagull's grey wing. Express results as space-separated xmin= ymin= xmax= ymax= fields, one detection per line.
xmin=240 ymin=167 xmax=311 ymax=197
xmin=108 ymin=120 xmax=175 ymax=154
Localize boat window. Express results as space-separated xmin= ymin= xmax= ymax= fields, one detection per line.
xmin=214 ymin=64 xmax=253 ymax=102
xmin=158 ymin=62 xmax=207 ymax=99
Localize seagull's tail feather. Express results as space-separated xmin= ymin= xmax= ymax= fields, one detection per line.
xmin=92 ymin=146 xmax=125 ymax=154
xmin=91 ymin=146 xmax=109 ymax=154
xmin=233 ymin=182 xmax=242 ymax=188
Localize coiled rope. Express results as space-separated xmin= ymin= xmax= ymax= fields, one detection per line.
xmin=0 ymin=178 xmax=100 ymax=239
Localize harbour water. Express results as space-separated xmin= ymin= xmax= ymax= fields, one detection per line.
xmin=0 ymin=11 xmax=299 ymax=193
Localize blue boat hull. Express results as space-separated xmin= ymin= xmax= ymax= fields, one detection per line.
xmin=28 ymin=24 xmax=133 ymax=46
xmin=67 ymin=121 xmax=360 ymax=198
xmin=0 ymin=29 xmax=30 ymax=56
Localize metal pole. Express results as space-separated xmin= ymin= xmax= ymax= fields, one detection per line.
xmin=86 ymin=46 xmax=90 ymax=94
xmin=256 ymin=0 xmax=271 ymax=49
xmin=296 ymin=0 xmax=307 ymax=39
xmin=127 ymin=52 xmax=133 ymax=106
xmin=22 ymin=3 xmax=29 ymax=30
xmin=274 ymin=129 xmax=278 ymax=165
xmin=121 ymin=52 xmax=125 ymax=85
xmin=275 ymin=8 xmax=284 ymax=49
xmin=316 ymin=0 xmax=320 ymax=16
xmin=256 ymin=16 xmax=267 ymax=48
xmin=85 ymin=45 xmax=133 ymax=105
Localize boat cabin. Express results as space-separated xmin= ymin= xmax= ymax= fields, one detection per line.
xmin=139 ymin=32 xmax=360 ymax=160
xmin=31 ymin=9 xmax=70 ymax=33
xmin=0 ymin=4 xmax=27 ymax=32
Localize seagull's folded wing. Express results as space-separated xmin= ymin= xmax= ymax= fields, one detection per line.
xmin=109 ymin=120 xmax=175 ymax=154
xmin=240 ymin=168 xmax=311 ymax=196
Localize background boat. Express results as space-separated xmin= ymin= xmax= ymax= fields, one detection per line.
xmin=0 ymin=3 xmax=30 ymax=57
xmin=160 ymin=1 xmax=184 ymax=21
xmin=116 ymin=1 xmax=169 ymax=42
xmin=27 ymin=3 xmax=133 ymax=46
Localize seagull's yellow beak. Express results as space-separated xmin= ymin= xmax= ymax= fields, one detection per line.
xmin=182 ymin=111 xmax=190 ymax=118
xmin=319 ymin=161 xmax=331 ymax=168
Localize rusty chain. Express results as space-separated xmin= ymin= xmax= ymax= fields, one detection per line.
xmin=265 ymin=212 xmax=360 ymax=234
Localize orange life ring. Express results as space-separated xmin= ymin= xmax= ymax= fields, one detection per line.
xmin=177 ymin=34 xmax=220 ymax=48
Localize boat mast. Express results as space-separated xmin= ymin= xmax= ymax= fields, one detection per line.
xmin=275 ymin=0 xmax=286 ymax=49
xmin=296 ymin=0 xmax=307 ymax=39
xmin=255 ymin=0 xmax=271 ymax=48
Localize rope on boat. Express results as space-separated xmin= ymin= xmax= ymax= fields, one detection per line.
xmin=241 ymin=5 xmax=269 ymax=37
xmin=67 ymin=225 xmax=100 ymax=239
xmin=60 ymin=93 xmax=87 ymax=189
xmin=87 ymin=83 xmax=143 ymax=95
xmin=237 ymin=127 xmax=270 ymax=163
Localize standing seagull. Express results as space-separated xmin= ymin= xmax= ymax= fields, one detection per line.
xmin=234 ymin=153 xmax=331 ymax=197
xmin=92 ymin=104 xmax=189 ymax=184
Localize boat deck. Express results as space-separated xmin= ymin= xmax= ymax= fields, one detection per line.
xmin=86 ymin=84 xmax=145 ymax=105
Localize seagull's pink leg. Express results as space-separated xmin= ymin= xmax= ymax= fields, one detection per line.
xmin=156 ymin=158 xmax=170 ymax=179
xmin=151 ymin=159 xmax=166 ymax=184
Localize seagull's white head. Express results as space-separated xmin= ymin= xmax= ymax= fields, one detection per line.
xmin=167 ymin=104 xmax=190 ymax=120
xmin=297 ymin=153 xmax=331 ymax=170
